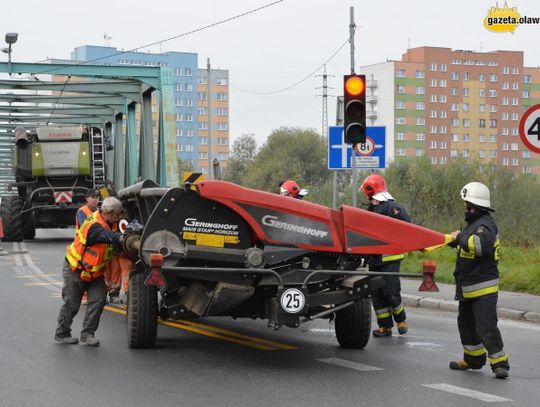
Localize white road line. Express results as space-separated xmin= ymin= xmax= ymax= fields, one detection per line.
xmin=422 ymin=383 xmax=513 ymax=403
xmin=316 ymin=358 xmax=383 ymax=372
xmin=13 ymin=242 xmax=22 ymax=267
xmin=19 ymin=242 xmax=62 ymax=291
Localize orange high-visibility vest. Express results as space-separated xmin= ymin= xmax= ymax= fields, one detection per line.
xmin=66 ymin=211 xmax=118 ymax=281
xmin=75 ymin=204 xmax=94 ymax=233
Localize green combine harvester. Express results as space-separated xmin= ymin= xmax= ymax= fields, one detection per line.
xmin=0 ymin=125 xmax=109 ymax=241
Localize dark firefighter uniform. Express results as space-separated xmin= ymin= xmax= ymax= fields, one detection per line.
xmin=452 ymin=211 xmax=509 ymax=372
xmin=368 ymin=200 xmax=411 ymax=332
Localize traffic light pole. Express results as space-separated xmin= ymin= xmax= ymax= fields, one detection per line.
xmin=349 ymin=6 xmax=358 ymax=207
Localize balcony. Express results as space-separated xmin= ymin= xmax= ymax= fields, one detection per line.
xmin=367 ymin=80 xmax=378 ymax=89
xmin=367 ymin=111 xmax=378 ymax=120
xmin=366 ymin=95 xmax=378 ymax=104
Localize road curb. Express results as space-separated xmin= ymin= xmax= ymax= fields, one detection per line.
xmin=402 ymin=293 xmax=539 ymax=324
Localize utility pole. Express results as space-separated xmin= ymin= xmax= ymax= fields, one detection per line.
xmin=349 ymin=6 xmax=358 ymax=207
xmin=207 ymin=58 xmax=212 ymax=179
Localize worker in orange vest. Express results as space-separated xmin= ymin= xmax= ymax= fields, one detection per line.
xmin=55 ymin=197 xmax=124 ymax=346
xmin=76 ymin=189 xmax=100 ymax=304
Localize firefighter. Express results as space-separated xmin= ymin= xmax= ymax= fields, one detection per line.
xmin=54 ymin=197 xmax=125 ymax=346
xmin=448 ymin=182 xmax=510 ymax=379
xmin=76 ymin=189 xmax=100 ymax=304
xmin=279 ymin=179 xmax=309 ymax=199
xmin=360 ymin=174 xmax=410 ymax=337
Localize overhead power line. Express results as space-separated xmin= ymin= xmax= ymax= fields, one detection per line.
xmin=33 ymin=0 xmax=284 ymax=76
xmin=230 ymin=38 xmax=349 ymax=95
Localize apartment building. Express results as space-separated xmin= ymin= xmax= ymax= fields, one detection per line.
xmin=361 ymin=46 xmax=540 ymax=174
xmin=70 ymin=45 xmax=229 ymax=175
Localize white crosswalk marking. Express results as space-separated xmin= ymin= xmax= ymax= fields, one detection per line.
xmin=423 ymin=383 xmax=513 ymax=402
xmin=316 ymin=358 xmax=383 ymax=371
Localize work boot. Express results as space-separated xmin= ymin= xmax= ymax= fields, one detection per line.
xmin=55 ymin=336 xmax=79 ymax=345
xmin=494 ymin=367 xmax=509 ymax=379
xmin=80 ymin=334 xmax=100 ymax=347
xmin=108 ymin=290 xmax=121 ymax=304
xmin=372 ymin=327 xmax=392 ymax=337
xmin=397 ymin=321 xmax=408 ymax=335
xmin=449 ymin=360 xmax=483 ymax=371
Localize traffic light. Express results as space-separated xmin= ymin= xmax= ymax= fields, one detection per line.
xmin=343 ymin=74 xmax=366 ymax=145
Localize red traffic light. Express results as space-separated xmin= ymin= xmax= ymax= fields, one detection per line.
xmin=344 ymin=75 xmax=365 ymax=97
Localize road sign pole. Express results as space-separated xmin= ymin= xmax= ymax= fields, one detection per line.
xmin=349 ymin=6 xmax=357 ymax=207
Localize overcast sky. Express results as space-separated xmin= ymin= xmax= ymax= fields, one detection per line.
xmin=2 ymin=0 xmax=539 ymax=146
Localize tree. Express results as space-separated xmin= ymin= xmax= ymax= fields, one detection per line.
xmin=224 ymin=133 xmax=257 ymax=184
xmin=242 ymin=127 xmax=330 ymax=195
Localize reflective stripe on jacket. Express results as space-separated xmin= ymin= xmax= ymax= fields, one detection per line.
xmin=75 ymin=205 xmax=94 ymax=233
xmin=66 ymin=211 xmax=117 ymax=280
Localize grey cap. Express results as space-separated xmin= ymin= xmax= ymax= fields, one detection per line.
xmin=86 ymin=188 xmax=99 ymax=197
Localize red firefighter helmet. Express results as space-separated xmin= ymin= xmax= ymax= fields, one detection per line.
xmin=279 ymin=180 xmax=308 ymax=199
xmin=360 ymin=174 xmax=389 ymax=199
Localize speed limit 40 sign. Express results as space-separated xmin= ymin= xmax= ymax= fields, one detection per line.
xmin=519 ymin=104 xmax=540 ymax=154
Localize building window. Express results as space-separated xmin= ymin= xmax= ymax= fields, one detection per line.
xmin=502 ymin=143 xmax=509 ymax=151
xmin=490 ymin=150 xmax=497 ymax=158
xmin=197 ymin=76 xmax=208 ymax=85
xmin=396 ymin=100 xmax=406 ymax=109
xmin=198 ymin=107 xmax=208 ymax=115
xmin=523 ymin=165 xmax=532 ymax=174
xmin=198 ymin=122 xmax=208 ymax=130
xmin=429 ymin=125 xmax=437 ymax=134
xmin=451 ymin=134 xmax=459 ymax=142
xmin=175 ymin=67 xmax=183 ymax=76
xmin=479 ymin=104 xmax=485 ymax=112
xmin=176 ymin=144 xmax=183 ymax=152
xmin=440 ymin=125 xmax=447 ymax=134
xmin=489 ymin=134 xmax=496 ymax=143
xmin=502 ymin=97 xmax=509 ymax=105
xmin=416 ymin=117 xmax=425 ymax=125
xmin=430 ymin=94 xmax=437 ymax=102
xmin=512 ymin=127 xmax=519 ymax=136
xmin=185 ymin=99 xmax=194 ymax=107
xmin=479 ymin=119 xmax=486 ymax=128
xmin=490 ymin=119 xmax=497 ymax=128
xmin=479 ymin=150 xmax=486 ymax=158
xmin=217 ymin=137 xmax=228 ymax=145
xmin=451 ymin=87 xmax=458 ymax=96
xmin=440 ymin=64 xmax=447 ymax=72
xmin=416 ymin=133 xmax=425 ymax=141
xmin=440 ymin=156 xmax=447 ymax=164
xmin=511 ymin=142 xmax=518 ymax=151
xmin=396 ymin=117 xmax=406 ymax=125
xmin=489 ymin=89 xmax=497 ymax=98
xmin=217 ymin=92 xmax=228 ymax=101
xmin=431 ymin=156 xmax=437 ymax=164
xmin=175 ymin=98 xmax=183 ymax=107
xmin=416 ymin=148 xmax=424 ymax=157
xmin=396 ymin=148 xmax=405 ymax=156
xmin=463 ymin=88 xmax=469 ymax=97
xmin=512 ymin=158 xmax=519 ymax=166
xmin=463 ymin=118 xmax=470 ymax=127
xmin=186 ymin=84 xmax=193 ymax=92
xmin=451 ymin=103 xmax=459 ymax=112
xmin=463 ymin=134 xmax=470 ymax=142
xmin=185 ymin=114 xmax=193 ymax=122
xmin=199 ymin=152 xmax=208 ymax=160
xmin=176 ymin=113 xmax=182 ymax=121
xmin=396 ymin=132 xmax=405 ymax=140
xmin=217 ymin=107 xmax=228 ymax=115
xmin=430 ymin=79 xmax=437 ymax=88
xmin=217 ymin=152 xmax=228 ymax=160
xmin=185 ymin=144 xmax=194 ymax=152
xmin=479 ymin=73 xmax=486 ymax=82
xmin=416 ymin=86 xmax=425 ymax=95
xmin=451 ymin=72 xmax=459 ymax=80
xmin=462 ymin=149 xmax=470 ymax=157
xmin=490 ymin=73 xmax=497 ymax=82
xmin=199 ymin=137 xmax=208 ymax=145
xmin=502 ymin=128 xmax=509 ymax=136
xmin=440 ymin=110 xmax=447 ymax=118
xmin=502 ymin=66 xmax=510 ymax=74
xmin=502 ymin=81 xmax=510 ymax=90
xmin=430 ymin=140 xmax=437 ymax=149
xmin=439 ymin=141 xmax=447 ymax=149
xmin=479 ymin=134 xmax=486 ymax=143
xmin=397 ymin=85 xmax=405 ymax=94
xmin=197 ymin=92 xmax=207 ymax=100
xmin=502 ymin=157 xmax=509 ymax=166
xmin=523 ymin=75 xmax=532 ymax=83
xmin=523 ymin=150 xmax=531 ymax=159
xmin=429 ymin=110 xmax=437 ymax=118
xmin=511 ymin=97 xmax=519 ymax=105
xmin=502 ymin=112 xmax=509 ymax=121
xmin=451 ymin=118 xmax=459 ymax=127
xmin=218 ymin=123 xmax=228 ymax=131
xmin=439 ymin=95 xmax=447 ymax=103
xmin=523 ymin=90 xmax=532 ymax=99
xmin=429 ymin=63 xmax=437 ymax=72
xmin=479 ymin=88 xmax=485 ymax=97
xmin=462 ymin=103 xmax=470 ymax=112
xmin=490 ymin=104 xmax=497 ymax=112
xmin=439 ymin=79 xmax=447 ymax=87
xmin=175 ymin=83 xmax=183 ymax=91
xmin=185 ymin=68 xmax=192 ymax=76
xmin=217 ymin=77 xmax=228 ymax=86
xmin=463 ymin=72 xmax=470 ymax=81
xmin=512 ymin=67 xmax=519 ymax=75
xmin=512 ymin=82 xmax=519 ymax=90
xmin=396 ymin=69 xmax=406 ymax=77
xmin=451 ymin=149 xmax=458 ymax=157
xmin=416 ymin=70 xmax=425 ymax=78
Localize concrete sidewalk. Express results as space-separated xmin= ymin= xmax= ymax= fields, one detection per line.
xmin=401 ymin=279 xmax=540 ymax=324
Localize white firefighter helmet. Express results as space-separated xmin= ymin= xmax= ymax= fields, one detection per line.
xmin=460 ymin=182 xmax=494 ymax=211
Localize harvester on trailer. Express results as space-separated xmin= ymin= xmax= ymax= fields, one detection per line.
xmin=119 ymin=180 xmax=447 ymax=349
xmin=0 ymin=126 xmax=108 ymax=241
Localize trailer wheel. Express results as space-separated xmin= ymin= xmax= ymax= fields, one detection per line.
xmin=335 ymin=298 xmax=372 ymax=349
xmin=23 ymin=211 xmax=36 ymax=240
xmin=127 ymin=272 xmax=158 ymax=348
xmin=0 ymin=196 xmax=24 ymax=242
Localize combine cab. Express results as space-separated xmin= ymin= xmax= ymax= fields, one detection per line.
xmin=119 ymin=180 xmax=446 ymax=349
xmin=0 ymin=126 xmax=109 ymax=241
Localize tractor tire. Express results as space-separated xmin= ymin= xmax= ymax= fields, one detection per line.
xmin=0 ymin=196 xmax=24 ymax=242
xmin=335 ymin=297 xmax=372 ymax=349
xmin=23 ymin=211 xmax=36 ymax=240
xmin=127 ymin=272 xmax=158 ymax=348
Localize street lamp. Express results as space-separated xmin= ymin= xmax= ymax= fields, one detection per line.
xmin=1 ymin=32 xmax=18 ymax=75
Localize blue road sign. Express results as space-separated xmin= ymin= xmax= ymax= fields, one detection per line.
xmin=328 ymin=126 xmax=386 ymax=170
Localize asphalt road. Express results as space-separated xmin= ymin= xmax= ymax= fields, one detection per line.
xmin=1 ymin=229 xmax=539 ymax=407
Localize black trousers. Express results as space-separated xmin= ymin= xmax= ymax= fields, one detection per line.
xmin=371 ymin=261 xmax=406 ymax=328
xmin=55 ymin=260 xmax=107 ymax=339
xmin=457 ymin=294 xmax=510 ymax=371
